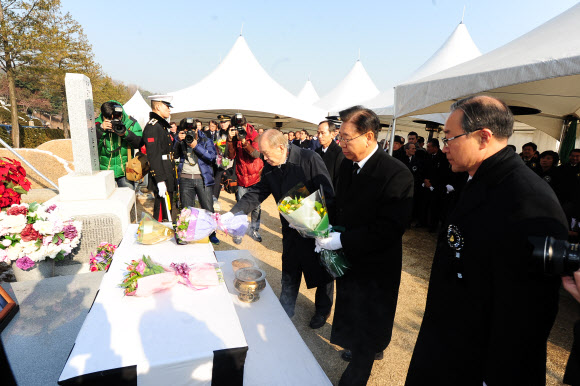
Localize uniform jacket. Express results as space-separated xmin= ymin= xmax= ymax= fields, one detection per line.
xmin=231 ymin=144 xmax=334 ymax=288
xmin=423 ymin=150 xmax=450 ymax=194
xmin=331 ymin=147 xmax=413 ymax=353
xmin=174 ymin=130 xmax=217 ymax=187
xmin=142 ymin=112 xmax=177 ymax=192
xmin=406 ymin=147 xmax=568 ymax=386
xmin=315 ymin=140 xmax=345 ymax=191
xmin=95 ymin=100 xmax=143 ymax=178
xmin=226 ymin=124 xmax=263 ymax=187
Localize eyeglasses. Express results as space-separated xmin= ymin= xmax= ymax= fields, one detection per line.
xmin=338 ymin=132 xmax=366 ymax=145
xmin=441 ymin=133 xmax=467 ymax=147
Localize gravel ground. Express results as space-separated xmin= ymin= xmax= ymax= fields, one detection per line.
xmin=0 ymin=138 xmax=577 ymax=384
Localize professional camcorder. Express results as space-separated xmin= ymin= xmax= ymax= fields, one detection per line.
xmin=111 ymin=105 xmax=126 ymax=135
xmin=529 ymin=236 xmax=580 ymax=275
xmin=232 ymin=113 xmax=247 ymax=140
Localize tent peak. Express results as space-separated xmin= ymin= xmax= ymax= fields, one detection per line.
xmin=240 ymin=23 xmax=244 ymax=36
xmin=461 ymin=5 xmax=466 ymax=24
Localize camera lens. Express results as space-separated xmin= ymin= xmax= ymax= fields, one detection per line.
xmin=529 ymin=236 xmax=580 ymax=275
xmin=112 ymin=119 xmax=126 ymax=135
xmin=185 ymin=131 xmax=197 ymax=144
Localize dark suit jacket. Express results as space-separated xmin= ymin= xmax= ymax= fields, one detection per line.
xmin=231 ymin=144 xmax=334 ymax=288
xmin=406 ymin=147 xmax=568 ymax=386
xmin=315 ymin=140 xmax=345 ymax=191
xmin=330 ymin=147 xmax=413 ymax=353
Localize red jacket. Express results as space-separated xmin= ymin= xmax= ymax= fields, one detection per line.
xmin=226 ymin=124 xmax=263 ymax=187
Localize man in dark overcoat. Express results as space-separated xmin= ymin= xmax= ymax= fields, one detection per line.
xmin=143 ymin=95 xmax=177 ymax=222
xmin=316 ymin=106 xmax=414 ymax=386
xmin=315 ymin=120 xmax=345 ymax=191
xmin=225 ymin=129 xmax=335 ymax=329
xmin=405 ymin=96 xmax=568 ymax=386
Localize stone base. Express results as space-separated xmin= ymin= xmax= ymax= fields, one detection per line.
xmin=45 ymin=187 xmax=136 ymax=234
xmin=11 ymin=259 xmax=55 ymax=282
xmin=57 ymin=170 xmax=116 ymax=201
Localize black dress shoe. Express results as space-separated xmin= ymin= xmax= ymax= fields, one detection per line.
xmin=340 ymin=350 xmax=384 ymax=362
xmin=309 ymin=313 xmax=329 ymax=329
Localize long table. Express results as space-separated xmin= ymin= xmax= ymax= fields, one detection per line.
xmin=57 ymin=225 xmax=332 ymax=385
xmin=59 ymin=226 xmax=248 ymax=385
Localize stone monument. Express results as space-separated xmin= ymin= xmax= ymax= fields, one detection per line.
xmin=45 ymin=73 xmax=136 ymax=235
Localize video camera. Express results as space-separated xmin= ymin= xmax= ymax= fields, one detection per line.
xmin=111 ymin=105 xmax=126 ymax=136
xmin=529 ymin=236 xmax=580 ymax=275
xmin=231 ymin=113 xmax=247 ymax=140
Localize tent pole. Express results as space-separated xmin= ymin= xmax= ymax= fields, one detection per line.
xmin=389 ymin=87 xmax=397 ymax=156
xmin=557 ymin=119 xmax=568 ymax=153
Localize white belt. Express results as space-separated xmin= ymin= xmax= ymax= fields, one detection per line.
xmin=162 ymin=154 xmax=170 ymax=160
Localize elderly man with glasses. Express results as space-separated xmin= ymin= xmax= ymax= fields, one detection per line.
xmin=405 ymin=96 xmax=568 ymax=386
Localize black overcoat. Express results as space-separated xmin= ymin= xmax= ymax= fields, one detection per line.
xmin=315 ymin=140 xmax=345 ymax=191
xmin=406 ymin=147 xmax=568 ymax=386
xmin=330 ymin=147 xmax=413 ymax=353
xmin=231 ymin=144 xmax=334 ymax=288
xmin=142 ymin=112 xmax=177 ymax=192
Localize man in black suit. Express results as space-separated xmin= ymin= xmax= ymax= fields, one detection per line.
xmin=405 ymin=96 xmax=568 ymax=386
xmin=391 ymin=135 xmax=406 ymax=162
xmin=403 ymin=142 xmax=424 ymax=225
xmin=421 ymin=138 xmax=449 ymax=231
xmin=293 ymin=129 xmax=312 ymax=149
xmin=225 ymin=129 xmax=335 ymax=330
xmin=316 ymin=106 xmax=413 ymax=386
xmin=315 ymin=120 xmax=345 ymax=190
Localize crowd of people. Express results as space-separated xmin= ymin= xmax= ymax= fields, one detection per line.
xmin=94 ymin=94 xmax=580 ymax=385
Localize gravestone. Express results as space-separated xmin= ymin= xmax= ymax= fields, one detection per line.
xmin=44 ymin=73 xmax=136 ymax=242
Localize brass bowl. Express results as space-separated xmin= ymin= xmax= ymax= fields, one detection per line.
xmin=233 ymin=267 xmax=266 ymax=303
xmin=231 ymin=258 xmax=255 ymax=272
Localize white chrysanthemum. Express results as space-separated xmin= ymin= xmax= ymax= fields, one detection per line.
xmin=0 ymin=214 xmax=27 ymax=235
xmin=33 ymin=220 xmax=55 ymax=235
xmin=6 ymin=245 xmax=23 ymax=261
xmin=20 ymin=240 xmax=40 ymax=255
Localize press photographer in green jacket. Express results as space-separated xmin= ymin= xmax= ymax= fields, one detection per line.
xmin=95 ymin=100 xmax=143 ymax=188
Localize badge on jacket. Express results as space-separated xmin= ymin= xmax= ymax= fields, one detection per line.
xmin=447 ymin=224 xmax=464 ymax=251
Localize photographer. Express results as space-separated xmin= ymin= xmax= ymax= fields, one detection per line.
xmin=174 ymin=118 xmax=219 ymax=244
xmin=226 ymin=113 xmax=263 ymax=243
xmin=95 ymin=100 xmax=143 ymax=188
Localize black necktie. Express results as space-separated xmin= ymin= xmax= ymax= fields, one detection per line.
xmin=352 ymin=163 xmax=360 ymax=176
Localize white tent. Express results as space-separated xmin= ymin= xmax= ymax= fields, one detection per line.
xmin=368 ymin=22 xmax=481 ymax=117
xmin=393 ymin=3 xmax=580 ymax=140
xmin=168 ymin=36 xmax=326 ymax=129
xmin=315 ymin=60 xmax=379 ymax=114
xmin=297 ymin=79 xmax=320 ymax=105
xmin=123 ymin=90 xmax=151 ymax=129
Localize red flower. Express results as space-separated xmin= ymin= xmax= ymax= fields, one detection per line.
xmin=20 ymin=223 xmax=41 ymax=242
xmin=90 ymin=266 xmax=98 ymax=272
xmin=6 ymin=205 xmax=28 ymax=216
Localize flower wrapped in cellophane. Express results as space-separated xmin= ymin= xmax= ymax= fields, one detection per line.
xmin=277 ymin=183 xmax=350 ymax=278
xmin=136 ymin=212 xmax=174 ymax=244
xmin=174 ymin=207 xmax=248 ymax=245
xmin=120 ymin=255 xmax=223 ymax=296
xmin=215 ymin=136 xmax=233 ymax=169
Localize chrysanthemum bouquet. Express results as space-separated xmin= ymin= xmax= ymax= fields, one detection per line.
xmin=0 ymin=202 xmax=82 ymax=270
xmin=174 ymin=207 xmax=248 ymax=244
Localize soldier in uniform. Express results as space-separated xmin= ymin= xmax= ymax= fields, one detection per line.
xmin=143 ymin=95 xmax=177 ymax=222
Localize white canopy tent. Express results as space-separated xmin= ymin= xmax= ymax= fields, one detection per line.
xmin=315 ymin=60 xmax=380 ymax=115
xmin=393 ymin=3 xmax=580 ymax=141
xmin=168 ymin=36 xmax=326 ymax=130
xmin=367 ymin=22 xmax=481 ymax=138
xmin=297 ymin=79 xmax=320 ymax=105
xmin=123 ymin=90 xmax=151 ymax=129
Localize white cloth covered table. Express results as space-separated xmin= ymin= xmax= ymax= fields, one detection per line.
xmin=59 ymin=225 xmax=247 ymax=385
xmin=215 ymin=250 xmax=332 ymax=386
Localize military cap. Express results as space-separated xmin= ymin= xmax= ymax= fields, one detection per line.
xmin=148 ymin=94 xmax=173 ymax=108
xmin=217 ymin=114 xmax=231 ymax=122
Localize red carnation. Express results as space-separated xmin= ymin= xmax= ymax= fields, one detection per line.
xmin=20 ymin=223 xmax=41 ymax=242
xmin=6 ymin=205 xmax=28 ymax=216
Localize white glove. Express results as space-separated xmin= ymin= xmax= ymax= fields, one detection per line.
xmin=220 ymin=212 xmax=235 ymax=223
xmin=157 ymin=181 xmax=167 ymax=198
xmin=315 ymin=232 xmax=342 ymax=252
xmin=446 ymin=184 xmax=455 ymax=194
xmin=429 ymin=186 xmax=435 ymax=191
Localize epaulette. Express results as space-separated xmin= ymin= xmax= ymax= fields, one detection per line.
xmin=148 ymin=118 xmax=158 ymax=125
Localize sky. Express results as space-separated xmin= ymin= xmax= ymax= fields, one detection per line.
xmin=60 ymin=0 xmax=579 ymax=97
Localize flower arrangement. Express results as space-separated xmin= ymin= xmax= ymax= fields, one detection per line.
xmin=89 ymin=242 xmax=117 ymax=272
xmin=0 ymin=157 xmax=31 ymax=209
xmin=0 ymin=202 xmax=82 ymax=270
xmin=215 ymin=137 xmax=232 ymax=168
xmin=136 ymin=212 xmax=174 ymax=244
xmin=120 ymin=255 xmax=222 ymax=296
